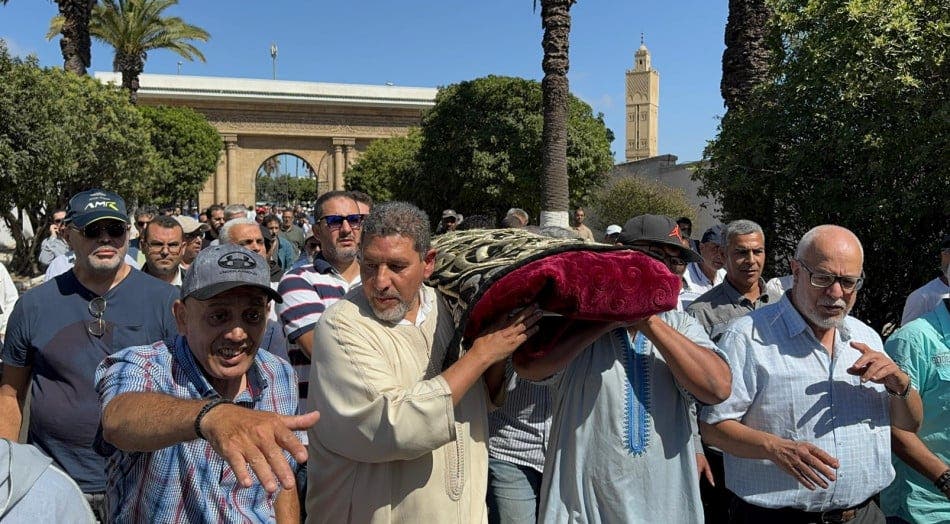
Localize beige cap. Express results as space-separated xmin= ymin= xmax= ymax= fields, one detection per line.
xmin=175 ymin=215 xmax=211 ymax=235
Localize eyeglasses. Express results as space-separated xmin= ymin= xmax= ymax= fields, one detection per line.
xmin=52 ymin=218 xmax=63 ymax=225
xmin=73 ymin=221 xmax=128 ymax=239
xmin=635 ymin=244 xmax=687 ymax=267
xmin=87 ymin=296 xmax=107 ymax=337
xmin=796 ymin=259 xmax=864 ymax=291
xmin=146 ymin=241 xmax=182 ymax=254
xmin=136 ymin=220 xmax=151 ymax=229
xmin=320 ymin=214 xmax=366 ymax=230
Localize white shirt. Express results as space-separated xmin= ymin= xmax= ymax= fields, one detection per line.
xmin=901 ymin=277 xmax=949 ymax=326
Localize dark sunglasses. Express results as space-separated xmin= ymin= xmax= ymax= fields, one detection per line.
xmin=87 ymin=296 xmax=107 ymax=337
xmin=73 ymin=221 xmax=128 ymax=239
xmin=52 ymin=218 xmax=63 ymax=225
xmin=136 ymin=220 xmax=150 ymax=228
xmin=320 ymin=214 xmax=366 ymax=230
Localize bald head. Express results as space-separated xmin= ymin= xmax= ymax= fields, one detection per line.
xmin=795 ymin=225 xmax=864 ymax=266
xmin=791 ymin=225 xmax=865 ymax=334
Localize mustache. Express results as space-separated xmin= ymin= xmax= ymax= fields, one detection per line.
xmin=374 ymin=291 xmax=401 ymax=300
xmin=818 ymin=298 xmax=848 ymax=308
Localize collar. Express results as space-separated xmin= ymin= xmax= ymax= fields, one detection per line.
xmin=311 ymin=254 xmax=337 ymax=274
xmin=397 ymin=286 xmax=433 ymax=327
xmin=172 ymin=335 xmax=267 ymax=403
xmin=722 ymin=277 xmax=772 ymax=306
xmin=937 ymin=299 xmax=950 ymax=346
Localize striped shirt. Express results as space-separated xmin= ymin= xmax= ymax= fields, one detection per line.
xmin=95 ymin=336 xmax=300 ymax=523
xmin=488 ymin=364 xmax=552 ymax=472
xmin=700 ymin=295 xmax=894 ymax=511
xmin=276 ymin=255 xmax=360 ymax=404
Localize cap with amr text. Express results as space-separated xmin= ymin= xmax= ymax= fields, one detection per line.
xmin=617 ymin=214 xmax=703 ymax=263
xmin=65 ymin=189 xmax=129 ymax=228
xmin=181 ymin=244 xmax=282 ymax=302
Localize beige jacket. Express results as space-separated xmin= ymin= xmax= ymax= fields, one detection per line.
xmin=306 ymin=285 xmax=490 ymax=523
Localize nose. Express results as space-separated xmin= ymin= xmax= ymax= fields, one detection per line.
xmin=223 ymin=325 xmax=248 ymax=342
xmin=824 ymin=280 xmax=845 ymax=298
xmin=373 ymin=266 xmax=392 ymax=291
xmin=339 ymin=219 xmax=353 ymax=235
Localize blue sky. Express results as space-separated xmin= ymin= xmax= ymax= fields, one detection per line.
xmin=0 ymin=1 xmax=728 ymax=162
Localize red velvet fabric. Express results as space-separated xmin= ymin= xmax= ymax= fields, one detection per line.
xmin=463 ymin=249 xmax=680 ymax=358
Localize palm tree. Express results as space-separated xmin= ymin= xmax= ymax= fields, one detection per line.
xmin=5 ymin=0 xmax=96 ymax=74
xmin=537 ymin=0 xmax=575 ymax=228
xmin=48 ymin=0 xmax=209 ymax=103
xmin=721 ymin=0 xmax=772 ymax=110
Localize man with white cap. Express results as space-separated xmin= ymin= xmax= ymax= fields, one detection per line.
xmin=603 ymin=224 xmax=622 ymax=244
xmin=96 ymin=244 xmax=319 ymax=523
xmin=175 ymin=215 xmax=210 ymax=271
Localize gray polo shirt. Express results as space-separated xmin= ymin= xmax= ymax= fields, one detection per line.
xmin=686 ymin=278 xmax=782 ymax=341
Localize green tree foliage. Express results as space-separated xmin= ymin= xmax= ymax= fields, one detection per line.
xmin=49 ymin=0 xmax=210 ymax=103
xmin=589 ymin=177 xmax=695 ymax=230
xmin=0 ymin=41 xmax=162 ymax=275
xmin=139 ymin=105 xmax=220 ymax=207
xmin=345 ymin=128 xmax=423 ymax=203
xmin=696 ymin=0 xmax=949 ymax=331
xmin=347 ymin=75 xmax=613 ymax=224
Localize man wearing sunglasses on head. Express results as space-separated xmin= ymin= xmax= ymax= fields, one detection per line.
xmin=0 ymin=188 xmax=180 ymax=521
xmin=701 ymin=225 xmax=922 ymax=524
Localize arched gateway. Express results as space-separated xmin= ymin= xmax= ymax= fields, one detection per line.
xmin=95 ymin=73 xmax=436 ymax=209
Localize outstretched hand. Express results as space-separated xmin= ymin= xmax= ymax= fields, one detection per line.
xmin=847 ymin=341 xmax=910 ymax=395
xmin=201 ymin=405 xmax=320 ymax=493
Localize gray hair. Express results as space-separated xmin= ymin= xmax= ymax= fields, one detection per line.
xmin=506 ymin=208 xmax=529 ymax=225
xmin=224 ymin=204 xmax=248 ymax=220
xmin=219 ymin=217 xmax=258 ymax=244
xmin=360 ymin=201 xmax=431 ymax=255
xmin=723 ymin=219 xmax=764 ymax=247
xmin=795 ymin=224 xmax=864 ymax=260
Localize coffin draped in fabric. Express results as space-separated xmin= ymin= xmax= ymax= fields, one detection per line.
xmin=426 ymin=229 xmax=680 ymax=365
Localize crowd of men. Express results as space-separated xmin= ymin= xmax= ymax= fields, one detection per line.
xmin=0 ymin=187 xmax=947 ymax=523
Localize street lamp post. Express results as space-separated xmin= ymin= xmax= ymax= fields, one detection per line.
xmin=270 ymin=43 xmax=278 ymax=80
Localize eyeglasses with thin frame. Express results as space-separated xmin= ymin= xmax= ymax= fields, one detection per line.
xmin=87 ymin=296 xmax=107 ymax=337
xmin=320 ymin=214 xmax=366 ymax=231
xmin=146 ymin=241 xmax=183 ymax=254
xmin=73 ymin=221 xmax=128 ymax=239
xmin=796 ymin=259 xmax=864 ymax=291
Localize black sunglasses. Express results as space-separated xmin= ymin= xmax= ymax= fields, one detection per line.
xmin=87 ymin=296 xmax=107 ymax=337
xmin=74 ymin=221 xmax=128 ymax=239
xmin=320 ymin=214 xmax=366 ymax=230
xmin=52 ymin=218 xmax=63 ymax=225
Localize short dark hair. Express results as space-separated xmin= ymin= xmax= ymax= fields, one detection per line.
xmin=206 ymin=204 xmax=224 ymax=215
xmin=314 ymin=191 xmax=356 ymax=217
xmin=457 ymin=214 xmax=495 ymax=230
xmin=262 ymin=214 xmax=281 ymax=227
xmin=347 ymin=190 xmax=374 ymax=209
xmin=143 ymin=214 xmax=182 ymax=240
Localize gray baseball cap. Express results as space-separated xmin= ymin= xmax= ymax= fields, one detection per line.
xmin=181 ymin=244 xmax=282 ymax=302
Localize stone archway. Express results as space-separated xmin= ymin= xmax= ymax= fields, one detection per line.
xmin=255 ymin=152 xmax=329 ymax=207
xmin=95 ymin=72 xmax=437 ymax=210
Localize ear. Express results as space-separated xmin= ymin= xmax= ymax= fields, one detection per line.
xmin=422 ymin=248 xmax=437 ymax=279
xmin=172 ymin=300 xmax=189 ymax=336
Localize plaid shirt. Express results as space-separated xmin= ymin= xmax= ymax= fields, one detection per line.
xmin=95 ymin=336 xmax=300 ymax=523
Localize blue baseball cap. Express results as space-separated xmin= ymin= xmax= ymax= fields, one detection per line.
xmin=65 ymin=189 xmax=129 ymax=228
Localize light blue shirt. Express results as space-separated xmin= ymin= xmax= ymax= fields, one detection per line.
xmin=701 ymin=294 xmax=894 ymax=511
xmin=881 ymin=300 xmax=950 ymax=523
xmin=539 ymin=311 xmax=725 ymax=523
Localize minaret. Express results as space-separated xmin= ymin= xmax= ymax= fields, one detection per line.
xmin=625 ymin=35 xmax=660 ymax=162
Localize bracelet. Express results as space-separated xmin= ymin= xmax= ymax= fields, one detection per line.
xmin=886 ymin=380 xmax=912 ymax=399
xmin=194 ymin=398 xmax=232 ymax=440
xmin=935 ymin=469 xmax=950 ymax=492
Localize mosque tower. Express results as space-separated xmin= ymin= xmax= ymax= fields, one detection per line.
xmin=625 ymin=35 xmax=660 ymax=161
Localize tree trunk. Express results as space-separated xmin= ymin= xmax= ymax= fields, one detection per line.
xmin=116 ymin=52 xmax=145 ymax=104
xmin=721 ymin=0 xmax=772 ymax=110
xmin=57 ymin=0 xmax=95 ymax=75
xmin=539 ymin=0 xmax=574 ymax=228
